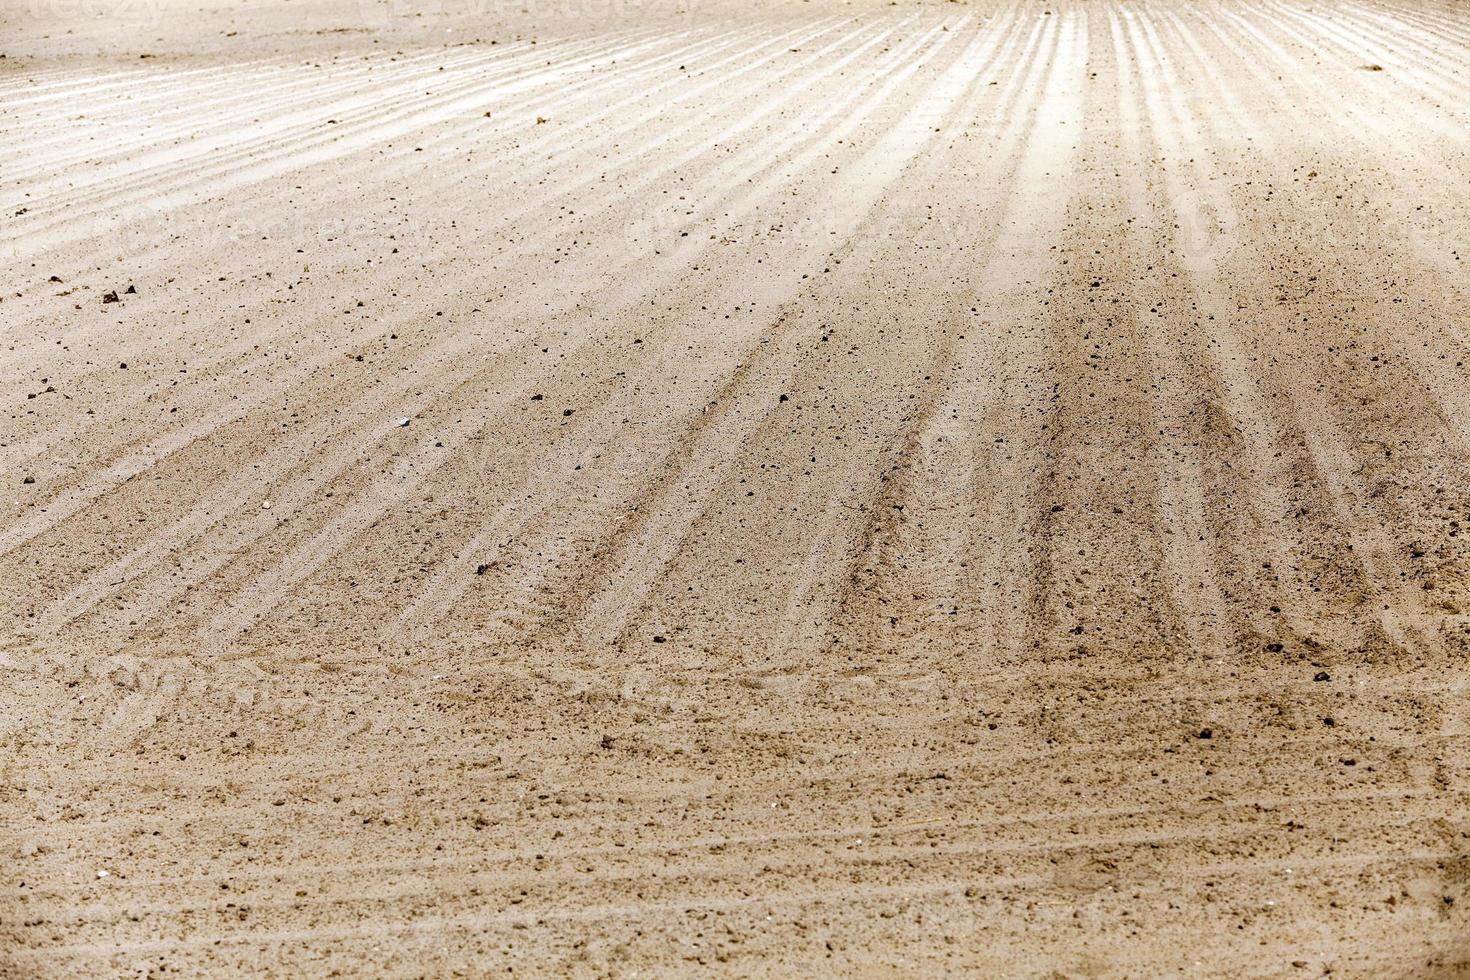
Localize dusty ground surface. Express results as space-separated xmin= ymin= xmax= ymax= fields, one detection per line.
xmin=3 ymin=0 xmax=1470 ymax=974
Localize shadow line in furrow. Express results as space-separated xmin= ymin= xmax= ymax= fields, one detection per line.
xmin=40 ymin=16 xmax=919 ymax=648
xmin=1146 ymin=11 xmax=1411 ymax=664
xmin=5 ymin=19 xmax=876 ymax=601
xmin=814 ymin=9 xmax=1073 ymax=661
xmin=762 ymin=13 xmax=1081 ymax=666
xmin=6 ymin=18 xmax=849 ymax=482
xmin=1149 ymin=5 xmax=1468 ymax=665
xmin=564 ymin=16 xmax=1047 ymax=656
xmin=1112 ymin=8 xmax=1253 ymax=661
xmin=0 ymin=18 xmax=854 ymax=495
xmin=199 ymin=17 xmax=966 ymax=647
xmin=1191 ymin=1 xmax=1470 ymax=655
xmin=386 ymin=16 xmax=990 ymax=646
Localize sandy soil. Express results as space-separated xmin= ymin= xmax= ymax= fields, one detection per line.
xmin=3 ymin=0 xmax=1470 ymax=974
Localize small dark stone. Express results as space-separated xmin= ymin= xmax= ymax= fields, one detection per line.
xmin=652 ymin=635 xmax=666 ymax=643
xmin=124 ymin=284 xmax=137 ymax=295
xmin=562 ymin=408 xmax=574 ymax=417
xmin=530 ymin=393 xmax=543 ymax=401
xmin=102 ymin=290 xmax=119 ymax=304
xmin=1313 ymin=671 xmax=1331 ymax=682
xmin=475 ymin=564 xmax=490 ymax=575
xmin=1197 ymin=728 xmax=1213 ymax=739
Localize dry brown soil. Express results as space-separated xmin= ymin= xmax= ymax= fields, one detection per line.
xmin=3 ymin=0 xmax=1470 ymax=974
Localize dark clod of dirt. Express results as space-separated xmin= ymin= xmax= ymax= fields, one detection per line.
xmin=475 ymin=564 xmax=490 ymax=575
xmin=1197 ymin=728 xmax=1213 ymax=740
xmin=530 ymin=393 xmax=543 ymax=401
xmin=1313 ymin=671 xmax=1331 ymax=682
xmin=1360 ymin=63 xmax=1384 ymax=71
xmin=124 ymin=284 xmax=137 ymax=294
xmin=102 ymin=290 xmax=119 ymax=304
xmin=562 ymin=409 xmax=574 ymax=417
